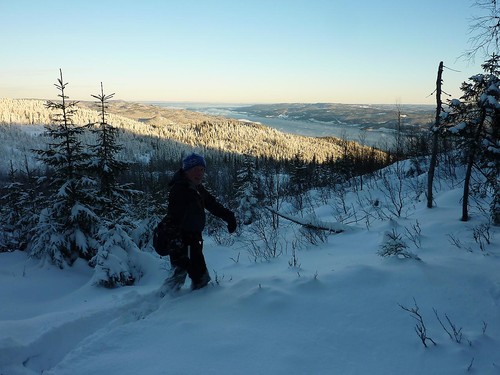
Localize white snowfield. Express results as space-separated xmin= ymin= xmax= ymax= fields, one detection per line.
xmin=1 ymin=183 xmax=499 ymax=375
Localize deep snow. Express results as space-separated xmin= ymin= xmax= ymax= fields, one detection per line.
xmin=1 ymin=177 xmax=499 ymax=375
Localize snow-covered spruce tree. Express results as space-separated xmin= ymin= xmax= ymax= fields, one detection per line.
xmin=288 ymin=152 xmax=312 ymax=213
xmin=261 ymin=162 xmax=289 ymax=230
xmin=0 ymin=158 xmax=43 ymax=252
xmin=289 ymin=151 xmax=310 ymax=194
xmin=90 ymin=222 xmax=142 ymax=288
xmin=29 ymin=70 xmax=99 ymax=267
xmin=378 ymin=229 xmax=421 ymax=260
xmin=87 ymin=83 xmax=137 ymax=219
xmin=441 ymin=55 xmax=500 ymax=223
xmin=0 ymin=162 xmax=28 ymax=251
xmin=234 ymin=153 xmax=259 ymax=225
xmin=478 ymin=58 xmax=500 ymax=226
xmin=0 ymin=162 xmax=25 ymax=251
xmin=87 ymin=83 xmax=144 ymax=287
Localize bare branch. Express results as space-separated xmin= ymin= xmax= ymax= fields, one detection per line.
xmin=462 ymin=0 xmax=500 ymax=61
xmin=399 ymin=298 xmax=437 ymax=348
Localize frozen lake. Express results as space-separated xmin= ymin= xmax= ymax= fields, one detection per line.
xmin=149 ymin=102 xmax=399 ymax=149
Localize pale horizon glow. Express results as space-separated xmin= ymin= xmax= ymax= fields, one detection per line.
xmin=0 ymin=0 xmax=485 ymax=105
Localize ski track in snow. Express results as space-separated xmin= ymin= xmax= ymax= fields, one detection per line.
xmin=1 ymin=287 xmax=171 ymax=374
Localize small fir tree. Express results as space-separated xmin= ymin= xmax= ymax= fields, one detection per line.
xmin=88 ymin=83 xmax=136 ymax=219
xmin=90 ymin=222 xmax=141 ymax=288
xmin=234 ymin=154 xmax=259 ymax=225
xmin=0 ymin=159 xmax=42 ymax=252
xmin=29 ymin=69 xmax=99 ymax=267
xmin=87 ymin=83 xmax=144 ymax=287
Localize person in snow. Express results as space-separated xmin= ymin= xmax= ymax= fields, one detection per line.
xmin=160 ymin=153 xmax=237 ymax=291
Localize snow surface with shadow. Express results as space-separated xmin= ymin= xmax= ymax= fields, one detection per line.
xmin=1 ymin=186 xmax=499 ymax=375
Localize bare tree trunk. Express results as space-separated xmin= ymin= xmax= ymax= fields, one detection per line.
xmin=427 ymin=61 xmax=444 ymax=208
xmin=462 ymin=150 xmax=474 ymax=221
xmin=462 ymin=109 xmax=487 ymax=221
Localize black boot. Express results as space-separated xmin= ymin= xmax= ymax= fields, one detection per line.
xmin=191 ymin=271 xmax=211 ymax=290
xmin=159 ymin=268 xmax=187 ymax=297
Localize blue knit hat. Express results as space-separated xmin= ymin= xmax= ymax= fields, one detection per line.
xmin=182 ymin=153 xmax=206 ymax=171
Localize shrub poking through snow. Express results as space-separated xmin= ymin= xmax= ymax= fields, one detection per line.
xmin=378 ymin=229 xmax=421 ymax=260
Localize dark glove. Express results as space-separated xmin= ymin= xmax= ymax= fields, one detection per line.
xmin=226 ymin=212 xmax=237 ymax=233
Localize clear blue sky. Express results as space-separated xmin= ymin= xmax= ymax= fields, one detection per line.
xmin=0 ymin=0 xmax=485 ymax=105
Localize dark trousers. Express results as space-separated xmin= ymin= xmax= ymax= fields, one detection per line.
xmin=169 ymin=233 xmax=207 ymax=285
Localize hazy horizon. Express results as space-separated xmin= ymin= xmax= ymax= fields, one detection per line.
xmin=5 ymin=98 xmax=437 ymax=108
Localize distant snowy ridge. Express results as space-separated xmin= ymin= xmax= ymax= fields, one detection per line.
xmin=0 ymin=99 xmax=386 ymax=173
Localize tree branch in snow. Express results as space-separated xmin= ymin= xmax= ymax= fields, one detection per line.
xmin=264 ymin=207 xmax=347 ymax=233
xmin=399 ymin=298 xmax=437 ymax=348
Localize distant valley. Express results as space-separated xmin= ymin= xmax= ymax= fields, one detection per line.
xmin=0 ymin=99 xmax=387 ymax=175
xmin=228 ymin=103 xmax=435 ymax=132
xmin=152 ymin=102 xmax=436 ymax=148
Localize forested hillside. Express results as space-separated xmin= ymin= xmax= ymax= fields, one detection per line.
xmin=0 ymin=98 xmax=386 ymax=175
xmin=234 ymin=102 xmax=435 ymax=132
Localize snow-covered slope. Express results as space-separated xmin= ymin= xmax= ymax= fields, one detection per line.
xmin=1 ymin=177 xmax=498 ymax=375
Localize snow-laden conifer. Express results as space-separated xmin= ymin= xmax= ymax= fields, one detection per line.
xmin=0 ymin=158 xmax=42 ymax=252
xmin=441 ymin=55 xmax=500 ymax=223
xmin=28 ymin=70 xmax=99 ymax=267
xmin=86 ymin=83 xmax=148 ymax=287
xmin=87 ymin=83 xmax=138 ymax=219
xmin=234 ymin=154 xmax=259 ymax=225
xmin=90 ymin=222 xmax=142 ymax=287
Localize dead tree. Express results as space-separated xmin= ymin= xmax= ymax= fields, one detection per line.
xmin=427 ymin=61 xmax=444 ymax=208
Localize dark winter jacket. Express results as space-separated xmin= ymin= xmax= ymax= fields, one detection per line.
xmin=166 ymin=169 xmax=234 ymax=237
